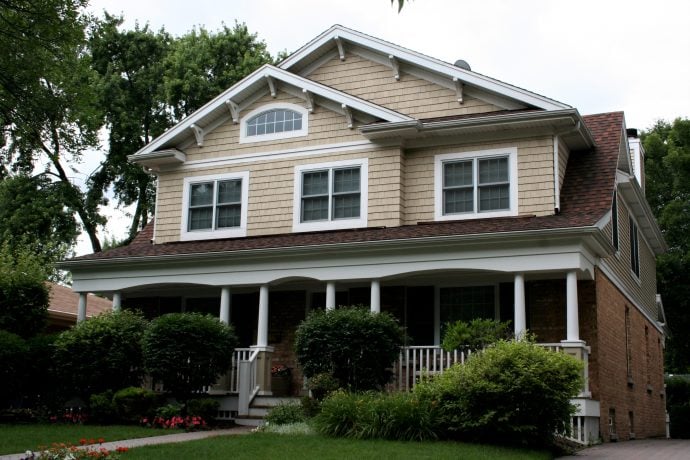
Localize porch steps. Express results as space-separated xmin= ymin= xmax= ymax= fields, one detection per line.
xmin=234 ymin=395 xmax=300 ymax=427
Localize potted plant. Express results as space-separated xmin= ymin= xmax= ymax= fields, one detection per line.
xmin=270 ymin=364 xmax=292 ymax=396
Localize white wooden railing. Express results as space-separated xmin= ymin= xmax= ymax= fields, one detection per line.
xmin=237 ymin=348 xmax=260 ymax=416
xmin=394 ymin=345 xmax=470 ymax=390
xmin=537 ymin=342 xmax=591 ymax=397
xmin=230 ymin=348 xmax=254 ymax=393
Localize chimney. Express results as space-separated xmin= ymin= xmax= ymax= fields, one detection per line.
xmin=627 ymin=128 xmax=645 ymax=194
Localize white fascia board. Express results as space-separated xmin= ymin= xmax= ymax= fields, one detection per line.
xmin=616 ymin=171 xmax=667 ymax=254
xmin=279 ymin=25 xmax=570 ymax=111
xmin=129 ymin=64 xmax=410 ymax=159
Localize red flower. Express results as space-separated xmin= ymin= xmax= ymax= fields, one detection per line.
xmin=80 ymin=438 xmax=87 ymax=445
xmin=97 ymin=438 xmax=105 ymax=444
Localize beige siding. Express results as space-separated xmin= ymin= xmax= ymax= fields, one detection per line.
xmin=183 ymin=93 xmax=363 ymax=162
xmin=403 ymin=136 xmax=555 ymax=224
xmin=308 ymin=53 xmax=503 ymax=119
xmin=602 ymin=196 xmax=659 ymax=318
xmin=558 ymin=137 xmax=569 ymax=190
xmin=155 ymin=146 xmax=404 ymax=243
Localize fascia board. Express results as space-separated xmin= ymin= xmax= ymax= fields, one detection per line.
xmin=129 ymin=64 xmax=410 ymax=159
xmin=616 ymin=172 xmax=667 ymax=254
xmin=280 ymin=25 xmax=570 ymax=111
xmin=60 ymin=225 xmax=608 ymax=270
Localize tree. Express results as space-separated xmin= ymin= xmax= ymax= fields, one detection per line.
xmin=0 ymin=174 xmax=78 ymax=269
xmin=142 ymin=313 xmax=238 ymax=399
xmin=53 ymin=310 xmax=148 ymax=398
xmin=0 ymin=243 xmax=49 ymax=338
xmin=642 ymin=118 xmax=690 ymax=372
xmin=294 ymin=307 xmax=405 ymax=391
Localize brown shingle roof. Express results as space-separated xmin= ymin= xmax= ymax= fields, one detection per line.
xmin=70 ymin=112 xmax=623 ymax=262
xmin=47 ymin=282 xmax=112 ymax=317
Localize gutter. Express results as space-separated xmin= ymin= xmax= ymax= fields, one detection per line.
xmin=59 ymin=224 xmax=613 ymax=270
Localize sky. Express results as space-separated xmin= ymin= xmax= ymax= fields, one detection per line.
xmin=73 ymin=0 xmax=690 ymax=255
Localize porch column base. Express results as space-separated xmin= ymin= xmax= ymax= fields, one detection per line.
xmin=251 ymin=345 xmax=275 ymax=396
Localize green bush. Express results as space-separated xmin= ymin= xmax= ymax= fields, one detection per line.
xmin=0 ymin=330 xmax=27 ymax=407
xmin=89 ymin=390 xmax=116 ymax=424
xmin=307 ymin=372 xmax=340 ymax=401
xmin=53 ymin=310 xmax=148 ymax=399
xmin=666 ymin=376 xmax=690 ymax=438
xmin=113 ymin=386 xmax=159 ymax=423
xmin=143 ymin=313 xmax=238 ymax=399
xmin=414 ymin=339 xmax=583 ymax=447
xmin=295 ymin=307 xmax=404 ymax=391
xmin=265 ymin=401 xmax=306 ymax=426
xmin=314 ymin=390 xmax=437 ymax=441
xmin=186 ymin=398 xmax=219 ymax=422
xmin=155 ymin=402 xmax=184 ymax=419
xmin=23 ymin=334 xmax=64 ymax=410
xmin=442 ymin=318 xmax=512 ymax=352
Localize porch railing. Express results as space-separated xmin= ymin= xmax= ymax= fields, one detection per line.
xmin=394 ymin=345 xmax=470 ymax=391
xmin=229 ymin=348 xmax=254 ymax=393
xmin=237 ymin=348 xmax=260 ymax=416
xmin=536 ymin=342 xmax=591 ymax=397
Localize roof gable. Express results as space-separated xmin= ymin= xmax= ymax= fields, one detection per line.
xmin=130 ymin=64 xmax=411 ymax=158
xmin=280 ymin=25 xmax=570 ymax=112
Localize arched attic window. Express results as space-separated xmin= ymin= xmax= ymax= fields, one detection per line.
xmin=239 ymin=103 xmax=308 ymax=143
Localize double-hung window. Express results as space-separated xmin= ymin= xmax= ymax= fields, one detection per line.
xmin=181 ymin=172 xmax=249 ymax=241
xmin=293 ymin=159 xmax=368 ymax=232
xmin=434 ymin=148 xmax=518 ymax=220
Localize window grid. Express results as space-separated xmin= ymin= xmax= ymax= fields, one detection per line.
xmin=188 ymin=179 xmax=242 ymax=232
xmin=246 ymin=109 xmax=303 ymax=137
xmin=442 ymin=156 xmax=510 ymax=216
xmin=301 ymin=167 xmax=360 ymax=223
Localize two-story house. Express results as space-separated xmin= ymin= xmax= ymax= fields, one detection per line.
xmin=61 ymin=25 xmax=668 ymax=443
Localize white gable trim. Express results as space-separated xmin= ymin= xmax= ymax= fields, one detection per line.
xmin=280 ymin=25 xmax=569 ymax=111
xmin=130 ymin=64 xmax=411 ymax=158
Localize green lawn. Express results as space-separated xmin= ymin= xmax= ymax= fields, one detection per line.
xmin=124 ymin=432 xmax=553 ymax=460
xmin=0 ymin=424 xmax=182 ymax=455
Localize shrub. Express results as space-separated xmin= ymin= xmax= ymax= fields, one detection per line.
xmin=143 ymin=313 xmax=238 ymax=399
xmin=666 ymin=376 xmax=690 ymax=438
xmin=307 ymin=372 xmax=340 ymax=401
xmin=186 ymin=398 xmax=219 ymax=422
xmin=414 ymin=339 xmax=583 ymax=447
xmin=89 ymin=390 xmax=116 ymax=424
xmin=265 ymin=401 xmax=306 ymax=426
xmin=112 ymin=387 xmax=159 ymax=423
xmin=0 ymin=330 xmax=27 ymax=407
xmin=295 ymin=307 xmax=404 ymax=391
xmin=441 ymin=318 xmax=512 ymax=352
xmin=23 ymin=334 xmax=64 ymax=410
xmin=314 ymin=390 xmax=437 ymax=441
xmin=155 ymin=402 xmax=184 ymax=419
xmin=53 ymin=310 xmax=148 ymax=398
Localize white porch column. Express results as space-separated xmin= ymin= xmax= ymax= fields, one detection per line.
xmin=257 ymin=284 xmax=269 ymax=347
xmin=370 ymin=280 xmax=381 ymax=313
xmin=565 ymin=270 xmax=581 ymax=342
xmin=514 ymin=273 xmax=526 ymax=338
xmin=112 ymin=292 xmax=122 ymax=312
xmin=326 ymin=281 xmax=336 ymax=311
xmin=220 ymin=287 xmax=231 ymax=324
xmin=77 ymin=293 xmax=87 ymax=323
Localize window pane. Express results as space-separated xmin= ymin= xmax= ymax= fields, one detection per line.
xmin=302 ymin=196 xmax=329 ymax=222
xmin=246 ymin=109 xmax=304 ymax=137
xmin=293 ymin=117 xmax=302 ymax=131
xmin=266 ymin=111 xmax=275 ymax=123
xmin=216 ymin=204 xmax=241 ymax=228
xmin=444 ymin=160 xmax=473 ymax=187
xmin=479 ymin=157 xmax=508 ymax=184
xmin=276 ymin=110 xmax=285 ymax=122
xmin=256 ymin=123 xmax=265 ymax=135
xmin=333 ymin=167 xmax=360 ymax=193
xmin=247 ymin=125 xmax=257 ymax=136
xmin=444 ymin=188 xmax=473 ymax=214
xmin=440 ymin=286 xmax=495 ymax=325
xmin=302 ymin=171 xmax=328 ymax=196
xmin=190 ymin=182 xmax=213 ymax=206
xmin=333 ymin=193 xmax=360 ymax=219
xmin=265 ymin=122 xmax=275 ymax=134
xmin=217 ymin=179 xmax=241 ymax=204
xmin=478 ymin=184 xmax=509 ymax=211
xmin=189 ymin=207 xmax=213 ymax=230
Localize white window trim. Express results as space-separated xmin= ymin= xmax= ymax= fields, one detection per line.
xmin=292 ymin=158 xmax=368 ymax=233
xmin=434 ymin=147 xmax=518 ymax=221
xmin=629 ymin=214 xmax=641 ymax=282
xmin=239 ymin=102 xmax=309 ymax=144
xmin=180 ymin=171 xmax=249 ymax=241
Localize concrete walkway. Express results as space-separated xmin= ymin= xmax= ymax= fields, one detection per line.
xmin=0 ymin=426 xmax=253 ymax=460
xmin=558 ymin=439 xmax=690 ymax=459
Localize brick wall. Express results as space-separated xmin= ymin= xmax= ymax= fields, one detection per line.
xmin=595 ymin=269 xmax=666 ymax=441
xmin=268 ymin=290 xmax=307 ymax=396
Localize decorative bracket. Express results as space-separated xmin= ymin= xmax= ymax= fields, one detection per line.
xmin=388 ymin=55 xmax=400 ymax=81
xmin=190 ymin=124 xmax=204 ymax=147
xmin=225 ymin=99 xmax=240 ymax=124
xmin=265 ymin=75 xmax=277 ymax=97
xmin=334 ymin=35 xmax=346 ymax=61
xmin=302 ymin=89 xmax=314 ymax=113
xmin=341 ymin=103 xmax=353 ymax=129
xmin=453 ymin=77 xmax=464 ymax=104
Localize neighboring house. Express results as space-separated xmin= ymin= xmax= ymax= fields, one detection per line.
xmin=46 ymin=283 xmax=112 ymax=332
xmin=60 ymin=25 xmax=667 ymax=442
